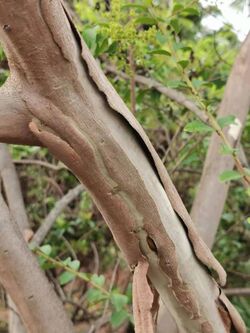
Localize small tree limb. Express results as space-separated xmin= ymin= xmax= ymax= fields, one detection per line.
xmin=0 ymin=192 xmax=74 ymax=333
xmin=31 ymin=183 xmax=84 ymax=247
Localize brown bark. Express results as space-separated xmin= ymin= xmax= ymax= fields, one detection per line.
xmin=191 ymin=32 xmax=250 ymax=248
xmin=0 ymin=1 xmax=246 ymax=332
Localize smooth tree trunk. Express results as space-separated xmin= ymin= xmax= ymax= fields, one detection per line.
xmin=0 ymin=1 xmax=246 ymax=332
xmin=191 ymin=32 xmax=250 ymax=248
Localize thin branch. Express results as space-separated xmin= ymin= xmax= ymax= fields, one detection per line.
xmin=128 ymin=47 xmax=136 ymax=114
xmin=13 ymin=159 xmax=68 ymax=171
xmin=0 ymin=144 xmax=30 ymax=231
xmin=105 ymin=64 xmax=249 ymax=169
xmin=31 ymin=184 xmax=84 ymax=247
xmin=0 ymin=192 xmax=74 ymax=333
xmin=225 ymin=288 xmax=250 ymax=297
xmin=104 ymin=64 xmax=207 ymax=122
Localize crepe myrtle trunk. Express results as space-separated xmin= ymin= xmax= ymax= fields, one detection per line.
xmin=0 ymin=1 xmax=246 ymax=333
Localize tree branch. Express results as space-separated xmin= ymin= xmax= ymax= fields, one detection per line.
xmin=104 ymin=64 xmax=208 ymax=122
xmin=0 ymin=144 xmax=30 ymax=231
xmin=0 ymin=143 xmax=30 ymax=333
xmin=0 ymin=191 xmax=74 ymax=333
xmin=31 ymin=183 xmax=84 ymax=247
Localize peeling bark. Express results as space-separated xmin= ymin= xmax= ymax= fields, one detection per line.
xmin=132 ymin=261 xmax=155 ymax=333
xmin=0 ymin=1 xmax=246 ymax=332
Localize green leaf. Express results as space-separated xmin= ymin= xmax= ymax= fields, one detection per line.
xmin=182 ymin=7 xmax=200 ymax=16
xmin=170 ymin=19 xmax=180 ymax=33
xmin=59 ymin=271 xmax=75 ymax=286
xmin=172 ymin=3 xmax=184 ymax=13
xmin=178 ymin=60 xmax=189 ymax=69
xmin=220 ymin=144 xmax=236 ymax=155
xmin=217 ymin=115 xmax=236 ymax=129
xmin=107 ymin=41 xmax=118 ymax=55
xmin=110 ymin=310 xmax=129 ymax=328
xmin=148 ymin=49 xmax=171 ymax=56
xmin=184 ymin=120 xmax=212 ymax=133
xmin=156 ymin=32 xmax=167 ymax=44
xmin=39 ymin=245 xmax=52 ymax=256
xmin=219 ymin=170 xmax=243 ymax=182
xmin=166 ymin=80 xmax=187 ymax=88
xmin=91 ymin=274 xmax=105 ymax=287
xmin=173 ymin=43 xmax=192 ymax=52
xmin=111 ymin=293 xmax=128 ymax=311
xmin=68 ymin=260 xmax=80 ymax=271
xmin=121 ymin=4 xmax=148 ymax=11
xmin=82 ymin=27 xmax=98 ymax=53
xmin=86 ymin=288 xmax=106 ymax=304
xmin=192 ymin=78 xmax=203 ymax=89
xmin=62 ymin=257 xmax=71 ymax=266
xmin=95 ymin=35 xmax=109 ymax=56
xmin=135 ymin=16 xmax=158 ymax=25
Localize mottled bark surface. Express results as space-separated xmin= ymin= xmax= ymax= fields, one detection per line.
xmin=0 ymin=1 xmax=246 ymax=332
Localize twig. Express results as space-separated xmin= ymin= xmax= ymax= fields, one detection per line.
xmin=91 ymin=242 xmax=100 ymax=275
xmin=13 ymin=159 xmax=68 ymax=171
xmin=224 ymin=288 xmax=250 ymax=297
xmin=93 ymin=258 xmax=121 ymax=332
xmin=34 ymin=249 xmax=110 ymax=296
xmin=31 ymin=184 xmax=84 ymax=247
xmin=129 ymin=47 xmax=136 ymax=114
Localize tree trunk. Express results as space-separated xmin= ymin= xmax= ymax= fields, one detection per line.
xmin=0 ymin=1 xmax=246 ymax=332
xmin=191 ymin=32 xmax=250 ymax=248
